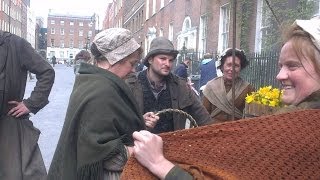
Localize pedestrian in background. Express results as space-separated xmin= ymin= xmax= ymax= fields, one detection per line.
xmin=126 ymin=37 xmax=211 ymax=134
xmin=51 ymin=55 xmax=57 ymax=67
xmin=174 ymin=56 xmax=191 ymax=79
xmin=0 ymin=30 xmax=55 ymax=180
xmin=73 ymin=50 xmax=91 ymax=74
xmin=202 ymin=48 xmax=255 ymax=123
xmin=199 ymin=53 xmax=217 ymax=89
xmin=47 ymin=28 xmax=145 ymax=180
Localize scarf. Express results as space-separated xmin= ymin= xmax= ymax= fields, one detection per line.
xmin=203 ymin=76 xmax=249 ymax=118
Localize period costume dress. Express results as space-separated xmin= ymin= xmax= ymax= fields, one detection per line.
xmin=47 ymin=63 xmax=145 ymax=180
xmin=202 ymin=76 xmax=255 ymax=123
xmin=0 ymin=31 xmax=55 ymax=180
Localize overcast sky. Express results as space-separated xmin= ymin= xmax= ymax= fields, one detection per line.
xmin=30 ymin=0 xmax=112 ymax=28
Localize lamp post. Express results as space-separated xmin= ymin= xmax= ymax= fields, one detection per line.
xmin=85 ymin=36 xmax=90 ymax=50
xmin=91 ymin=13 xmax=100 ymax=33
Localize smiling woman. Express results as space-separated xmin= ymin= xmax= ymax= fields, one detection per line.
xmin=275 ymin=16 xmax=320 ymax=110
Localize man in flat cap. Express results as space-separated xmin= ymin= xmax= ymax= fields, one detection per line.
xmin=126 ymin=37 xmax=211 ymax=134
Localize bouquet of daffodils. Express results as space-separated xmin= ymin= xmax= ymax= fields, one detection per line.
xmin=244 ymin=86 xmax=283 ymax=117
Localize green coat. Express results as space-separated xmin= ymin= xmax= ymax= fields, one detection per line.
xmin=47 ymin=63 xmax=145 ymax=180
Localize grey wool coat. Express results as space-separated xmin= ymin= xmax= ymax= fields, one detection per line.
xmin=0 ymin=31 xmax=55 ymax=180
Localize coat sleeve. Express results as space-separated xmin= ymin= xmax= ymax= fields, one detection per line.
xmin=165 ymin=166 xmax=193 ymax=180
xmin=176 ymin=79 xmax=211 ymax=126
xmin=19 ymin=37 xmax=55 ymax=114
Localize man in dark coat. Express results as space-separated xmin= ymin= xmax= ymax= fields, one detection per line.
xmin=126 ymin=37 xmax=211 ymax=134
xmin=199 ymin=53 xmax=218 ymax=88
xmin=174 ymin=56 xmax=191 ymax=79
xmin=0 ymin=31 xmax=55 ymax=180
xmin=51 ymin=55 xmax=57 ymax=67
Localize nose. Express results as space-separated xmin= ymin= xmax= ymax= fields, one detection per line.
xmin=276 ymin=67 xmax=288 ymax=81
xmin=163 ymin=59 xmax=171 ymax=67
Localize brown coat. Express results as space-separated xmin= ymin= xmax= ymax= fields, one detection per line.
xmin=126 ymin=71 xmax=211 ymax=130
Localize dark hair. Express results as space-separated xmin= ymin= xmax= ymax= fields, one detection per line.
xmin=203 ymin=53 xmax=213 ymax=59
xmin=218 ymin=48 xmax=249 ymax=70
xmin=75 ymin=50 xmax=91 ymax=61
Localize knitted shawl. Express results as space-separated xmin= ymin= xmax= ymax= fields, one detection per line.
xmin=47 ymin=63 xmax=145 ymax=180
xmin=122 ymin=109 xmax=320 ymax=179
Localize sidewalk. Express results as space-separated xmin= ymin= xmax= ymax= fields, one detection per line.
xmin=24 ymin=64 xmax=75 ymax=170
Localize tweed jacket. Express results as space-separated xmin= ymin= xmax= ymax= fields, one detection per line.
xmin=126 ymin=70 xmax=211 ymax=130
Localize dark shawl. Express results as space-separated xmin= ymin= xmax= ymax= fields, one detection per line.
xmin=47 ymin=63 xmax=145 ymax=180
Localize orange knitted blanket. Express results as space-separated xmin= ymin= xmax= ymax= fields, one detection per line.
xmin=121 ymin=109 xmax=320 ymax=179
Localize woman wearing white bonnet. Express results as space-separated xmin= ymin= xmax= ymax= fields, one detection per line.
xmin=276 ymin=15 xmax=320 ymax=110
xmin=47 ymin=28 xmax=146 ymax=180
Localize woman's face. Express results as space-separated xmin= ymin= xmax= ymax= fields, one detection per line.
xmin=109 ymin=51 xmax=141 ymax=79
xmin=276 ymin=40 xmax=320 ymax=105
xmin=222 ymin=56 xmax=241 ymax=81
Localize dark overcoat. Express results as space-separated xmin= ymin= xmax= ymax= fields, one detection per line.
xmin=126 ymin=70 xmax=211 ymax=130
xmin=0 ymin=31 xmax=55 ymax=180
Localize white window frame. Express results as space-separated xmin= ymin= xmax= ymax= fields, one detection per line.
xmin=199 ymin=15 xmax=208 ymax=55
xmin=51 ymin=28 xmax=55 ymax=34
xmin=168 ymin=23 xmax=173 ymax=41
xmin=152 ymin=0 xmax=156 ymax=15
xmin=60 ymin=28 xmax=64 ymax=35
xmin=254 ymin=0 xmax=272 ymax=52
xmin=50 ymin=20 xmax=55 ymax=24
xmin=79 ymin=30 xmax=83 ymax=36
xmin=218 ymin=3 xmax=230 ymax=53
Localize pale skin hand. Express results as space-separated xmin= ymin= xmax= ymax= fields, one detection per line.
xmin=133 ymin=130 xmax=174 ymax=179
xmin=143 ymin=112 xmax=160 ymax=128
xmin=7 ymin=101 xmax=31 ymax=118
xmin=126 ymin=146 xmax=134 ymax=157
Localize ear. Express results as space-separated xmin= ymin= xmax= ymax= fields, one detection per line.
xmin=148 ymin=57 xmax=153 ymax=65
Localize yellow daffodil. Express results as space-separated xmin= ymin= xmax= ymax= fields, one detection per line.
xmin=246 ymin=86 xmax=283 ymax=107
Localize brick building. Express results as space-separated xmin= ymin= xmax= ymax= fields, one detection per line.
xmin=46 ymin=13 xmax=96 ymax=62
xmin=0 ymin=0 xmax=29 ymax=38
xmin=104 ymin=0 xmax=319 ymax=60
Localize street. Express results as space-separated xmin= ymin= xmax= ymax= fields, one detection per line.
xmin=24 ymin=64 xmax=75 ymax=170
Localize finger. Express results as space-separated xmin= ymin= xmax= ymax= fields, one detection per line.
xmin=133 ymin=131 xmax=146 ymax=141
xmin=7 ymin=107 xmax=17 ymax=115
xmin=8 ymin=101 xmax=19 ymax=105
xmin=15 ymin=111 xmax=24 ymax=118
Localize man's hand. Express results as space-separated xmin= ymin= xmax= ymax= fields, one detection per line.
xmin=7 ymin=101 xmax=30 ymax=118
xmin=143 ymin=112 xmax=160 ymax=128
xmin=133 ymin=130 xmax=174 ymax=179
